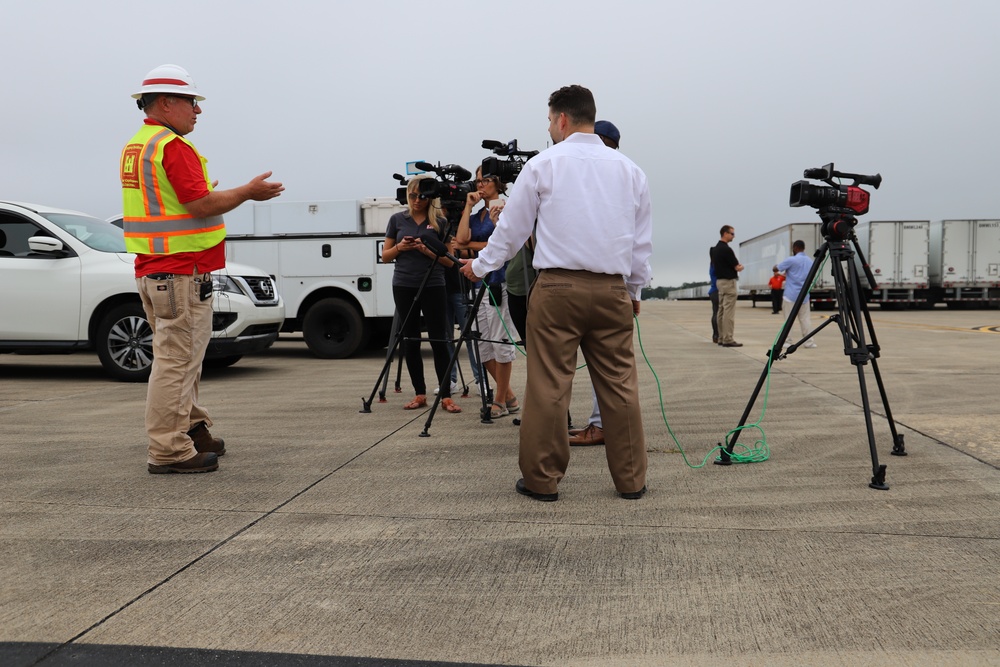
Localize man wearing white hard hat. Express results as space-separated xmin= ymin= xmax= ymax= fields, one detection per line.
xmin=121 ymin=64 xmax=284 ymax=474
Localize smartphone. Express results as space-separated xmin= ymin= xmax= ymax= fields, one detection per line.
xmin=403 ymin=236 xmax=415 ymax=243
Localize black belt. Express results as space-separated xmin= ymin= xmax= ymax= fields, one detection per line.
xmin=145 ymin=272 xmax=212 ymax=280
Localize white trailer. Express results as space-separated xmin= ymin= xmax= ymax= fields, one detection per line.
xmin=853 ymin=220 xmax=930 ymax=305
xmin=738 ymin=223 xmax=838 ymax=306
xmin=225 ymin=198 xmax=406 ymax=358
xmin=929 ymin=219 xmax=1000 ymax=306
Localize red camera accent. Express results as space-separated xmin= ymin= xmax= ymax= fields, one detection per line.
xmin=845 ymin=187 xmax=870 ymax=215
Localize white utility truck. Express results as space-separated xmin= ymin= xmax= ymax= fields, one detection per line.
xmin=225 ymin=198 xmax=406 ymax=358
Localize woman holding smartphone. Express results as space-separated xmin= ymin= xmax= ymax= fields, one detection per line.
xmin=382 ymin=176 xmax=461 ymax=413
xmin=455 ymin=167 xmax=519 ymax=419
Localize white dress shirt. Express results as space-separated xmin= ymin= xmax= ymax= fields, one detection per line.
xmin=471 ymin=132 xmax=653 ymax=300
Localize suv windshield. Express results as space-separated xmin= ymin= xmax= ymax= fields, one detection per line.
xmin=40 ymin=213 xmax=127 ymax=253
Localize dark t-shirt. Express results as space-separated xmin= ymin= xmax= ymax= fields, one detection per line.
xmin=711 ymin=240 xmax=739 ymax=280
xmin=385 ymin=212 xmax=449 ymax=288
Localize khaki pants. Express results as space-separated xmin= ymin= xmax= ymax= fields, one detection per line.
xmin=716 ymin=278 xmax=738 ymax=344
xmin=136 ymin=273 xmax=214 ymax=465
xmin=519 ymin=269 xmax=646 ymax=495
xmin=782 ymin=297 xmax=814 ymax=345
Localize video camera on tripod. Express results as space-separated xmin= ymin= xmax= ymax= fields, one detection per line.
xmin=393 ymin=162 xmax=476 ymax=208
xmin=789 ymin=163 xmax=882 ymax=240
xmin=481 ymin=139 xmax=539 ymax=184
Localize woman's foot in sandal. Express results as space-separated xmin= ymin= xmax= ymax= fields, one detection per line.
xmin=441 ymin=398 xmax=462 ymax=414
xmin=491 ymin=402 xmax=509 ymax=419
xmin=403 ymin=395 xmax=427 ymax=410
xmin=505 ymin=397 xmax=520 ymax=414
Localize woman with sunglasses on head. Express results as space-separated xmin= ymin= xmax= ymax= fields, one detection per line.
xmin=455 ymin=167 xmax=520 ymax=419
xmin=382 ymin=177 xmax=461 ymax=413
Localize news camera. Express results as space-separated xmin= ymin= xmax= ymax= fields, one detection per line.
xmin=481 ymin=139 xmax=539 ymax=184
xmin=789 ymin=163 xmax=882 ymax=240
xmin=392 ymin=162 xmax=476 ymax=207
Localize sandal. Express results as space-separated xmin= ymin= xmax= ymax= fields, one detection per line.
xmin=505 ymin=397 xmax=520 ymax=414
xmin=490 ymin=402 xmax=509 ymax=419
xmin=441 ymin=398 xmax=462 ymax=414
xmin=403 ymin=395 xmax=427 ymax=410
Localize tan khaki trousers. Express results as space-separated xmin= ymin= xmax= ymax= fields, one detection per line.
xmin=136 ymin=273 xmax=214 ymax=465
xmin=519 ymin=269 xmax=647 ymax=495
xmin=716 ymin=278 xmax=738 ymax=344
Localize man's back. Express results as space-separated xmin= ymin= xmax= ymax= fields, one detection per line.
xmin=492 ymin=133 xmax=652 ymax=297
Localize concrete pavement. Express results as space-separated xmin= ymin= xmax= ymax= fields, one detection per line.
xmin=1 ymin=300 xmax=998 ymax=666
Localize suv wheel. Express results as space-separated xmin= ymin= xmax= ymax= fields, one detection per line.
xmin=96 ymin=303 xmax=154 ymax=382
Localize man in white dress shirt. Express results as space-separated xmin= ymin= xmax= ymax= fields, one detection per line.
xmin=460 ymin=85 xmax=653 ymax=501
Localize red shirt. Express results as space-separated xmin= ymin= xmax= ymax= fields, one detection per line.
xmin=134 ymin=120 xmax=225 ymax=277
xmin=769 ymin=274 xmax=785 ymax=290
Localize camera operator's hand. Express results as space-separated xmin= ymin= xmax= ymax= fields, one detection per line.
xmin=465 ymin=191 xmax=482 ymax=209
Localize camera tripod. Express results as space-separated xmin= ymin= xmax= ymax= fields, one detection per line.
xmin=715 ymin=213 xmax=906 ymax=490
xmin=360 ymin=246 xmax=506 ymax=433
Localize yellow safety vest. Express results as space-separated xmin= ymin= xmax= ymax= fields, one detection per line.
xmin=120 ymin=124 xmax=225 ymax=254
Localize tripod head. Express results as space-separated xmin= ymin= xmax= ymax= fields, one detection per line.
xmin=789 ymin=163 xmax=881 ymax=241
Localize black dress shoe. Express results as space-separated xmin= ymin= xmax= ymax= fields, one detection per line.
xmin=515 ymin=478 xmax=558 ymax=502
xmin=618 ymin=486 xmax=647 ymax=500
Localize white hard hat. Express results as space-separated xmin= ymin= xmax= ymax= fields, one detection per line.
xmin=131 ymin=64 xmax=205 ymax=101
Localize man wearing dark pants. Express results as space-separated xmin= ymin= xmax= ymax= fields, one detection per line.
xmin=461 ymin=85 xmax=652 ymax=501
xmin=712 ymin=225 xmax=743 ymax=347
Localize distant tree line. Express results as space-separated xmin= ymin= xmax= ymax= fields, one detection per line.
xmin=641 ymin=281 xmax=708 ymax=300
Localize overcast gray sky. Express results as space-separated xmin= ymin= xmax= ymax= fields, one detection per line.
xmin=4 ymin=0 xmax=998 ymax=287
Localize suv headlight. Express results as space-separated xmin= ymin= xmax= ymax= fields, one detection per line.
xmin=212 ymin=274 xmax=245 ymax=296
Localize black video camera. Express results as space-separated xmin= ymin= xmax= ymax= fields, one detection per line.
xmin=392 ymin=162 xmax=475 ymax=206
xmin=789 ymin=163 xmax=882 ymax=240
xmin=481 ymin=139 xmax=539 ymax=185
xmin=416 ymin=161 xmax=476 ymax=205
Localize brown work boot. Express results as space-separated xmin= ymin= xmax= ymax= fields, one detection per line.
xmin=148 ymin=452 xmax=219 ymax=474
xmin=188 ymin=421 xmax=226 ymax=456
xmin=569 ymin=424 xmax=605 ymax=447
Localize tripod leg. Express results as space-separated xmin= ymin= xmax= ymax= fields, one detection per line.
xmin=420 ymin=281 xmax=494 ymax=435
xmin=378 ymin=310 xmax=401 ymax=402
xmin=361 ymin=254 xmax=440 ymax=412
xmin=858 ymin=295 xmax=906 ymax=457
xmin=830 ymin=246 xmax=888 ymax=489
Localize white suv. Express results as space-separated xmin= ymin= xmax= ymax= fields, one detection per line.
xmin=0 ymin=201 xmax=284 ymax=381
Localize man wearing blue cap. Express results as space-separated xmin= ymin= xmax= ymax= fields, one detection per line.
xmin=594 ymin=119 xmax=621 ymax=149
xmin=567 ymin=119 xmax=622 ymax=448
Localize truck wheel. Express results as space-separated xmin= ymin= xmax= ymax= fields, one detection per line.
xmin=302 ymin=298 xmax=368 ymax=358
xmin=95 ymin=303 xmax=154 ymax=382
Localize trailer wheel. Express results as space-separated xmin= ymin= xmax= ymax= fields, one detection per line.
xmin=302 ymin=298 xmax=368 ymax=358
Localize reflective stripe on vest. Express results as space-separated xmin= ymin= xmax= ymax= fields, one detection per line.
xmin=121 ymin=125 xmax=226 ymax=255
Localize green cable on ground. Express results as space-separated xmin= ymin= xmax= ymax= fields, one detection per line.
xmin=634 ymin=313 xmax=768 ymax=468
xmin=633 ymin=252 xmax=831 ymax=468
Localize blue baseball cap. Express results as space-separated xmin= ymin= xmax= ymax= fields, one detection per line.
xmin=594 ymin=120 xmax=620 ymax=149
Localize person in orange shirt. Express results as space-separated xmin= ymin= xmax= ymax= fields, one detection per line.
xmin=769 ymin=267 xmax=785 ymax=314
